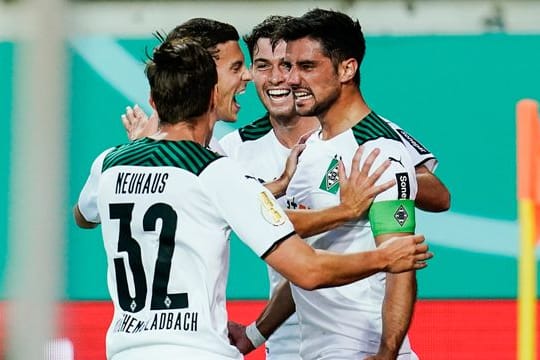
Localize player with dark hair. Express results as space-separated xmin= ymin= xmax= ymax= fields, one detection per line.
xmin=74 ymin=35 xmax=433 ymax=360
xmin=230 ymin=9 xmax=450 ymax=360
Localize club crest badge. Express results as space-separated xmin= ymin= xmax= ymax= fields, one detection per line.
xmin=394 ymin=204 xmax=409 ymax=226
xmin=259 ymin=191 xmax=286 ymax=226
xmin=319 ymin=156 xmax=340 ymax=194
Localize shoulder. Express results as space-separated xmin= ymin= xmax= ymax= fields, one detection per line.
xmin=103 ymin=139 xmax=223 ymax=176
xmin=219 ymin=114 xmax=273 ymax=157
xmin=352 ymin=112 xmax=401 ymax=146
xmin=237 ymin=114 xmax=273 ymax=142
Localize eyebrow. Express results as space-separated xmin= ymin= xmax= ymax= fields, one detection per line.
xmin=253 ymin=58 xmax=271 ymax=64
xmin=230 ymin=60 xmax=244 ymax=69
xmin=296 ymin=60 xmax=317 ymax=67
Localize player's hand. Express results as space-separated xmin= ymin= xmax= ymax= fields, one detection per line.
xmin=278 ymin=129 xmax=315 ymax=186
xmin=227 ymin=321 xmax=256 ymax=355
xmin=281 ymin=142 xmax=306 ymax=184
xmin=337 ymin=146 xmax=395 ymax=220
xmin=121 ymin=104 xmax=159 ymax=141
xmin=269 ymin=137 xmax=309 ymax=198
xmin=379 ymin=234 xmax=433 ymax=273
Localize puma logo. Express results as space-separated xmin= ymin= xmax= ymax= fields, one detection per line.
xmin=388 ymin=156 xmax=404 ymax=167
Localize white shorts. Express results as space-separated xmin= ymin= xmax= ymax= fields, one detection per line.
xmin=313 ymin=349 xmax=418 ymax=360
xmin=110 ymin=345 xmax=243 ymax=360
xmin=300 ymin=332 xmax=416 ymax=360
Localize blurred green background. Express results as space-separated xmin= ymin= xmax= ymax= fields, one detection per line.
xmin=1 ymin=33 xmax=539 ymax=300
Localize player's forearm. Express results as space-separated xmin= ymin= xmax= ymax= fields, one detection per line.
xmin=378 ymin=271 xmax=417 ymax=357
xmin=263 ymin=176 xmax=288 ymax=198
xmin=415 ymin=168 xmax=450 ymax=212
xmin=285 ymin=206 xmax=354 ymax=238
xmin=73 ymin=205 xmax=99 ymax=229
xmin=305 ymin=248 xmax=386 ymax=289
xmin=265 ymin=236 xmax=386 ymax=290
xmin=255 ymin=280 xmax=296 ymax=339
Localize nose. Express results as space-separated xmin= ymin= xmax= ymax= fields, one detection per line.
xmin=269 ymin=66 xmax=286 ymax=85
xmin=241 ymin=65 xmax=252 ymax=82
xmin=286 ymin=65 xmax=300 ymax=88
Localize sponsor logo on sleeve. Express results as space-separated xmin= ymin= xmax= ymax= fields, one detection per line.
xmin=396 ymin=128 xmax=429 ymax=155
xmin=244 ymin=175 xmax=266 ymax=184
xmin=395 ymin=172 xmax=411 ymax=199
xmin=394 ymin=205 xmax=409 ymax=226
xmin=259 ymin=191 xmax=286 ymax=226
xmin=319 ymin=155 xmax=340 ymax=194
xmin=388 ymin=156 xmax=404 ymax=167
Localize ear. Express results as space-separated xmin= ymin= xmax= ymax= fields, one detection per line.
xmin=148 ymin=95 xmax=156 ymax=110
xmin=339 ymin=58 xmax=358 ymax=83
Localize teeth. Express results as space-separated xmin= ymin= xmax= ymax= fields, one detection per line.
xmin=294 ymin=91 xmax=311 ymax=99
xmin=236 ymin=89 xmax=246 ymax=95
xmin=267 ymin=89 xmax=290 ymax=97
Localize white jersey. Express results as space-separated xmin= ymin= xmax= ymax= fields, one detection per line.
xmin=386 ymin=119 xmax=437 ymax=171
xmin=219 ymin=114 xmax=302 ymax=360
xmin=77 ymin=138 xmax=295 ymax=360
xmin=286 ymin=112 xmax=418 ymax=359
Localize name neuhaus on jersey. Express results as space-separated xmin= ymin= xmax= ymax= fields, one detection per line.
xmin=115 ymin=171 xmax=169 ymax=194
xmin=113 ymin=311 xmax=199 ymax=334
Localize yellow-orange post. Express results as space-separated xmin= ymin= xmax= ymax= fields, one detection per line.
xmin=517 ymin=99 xmax=539 ymax=360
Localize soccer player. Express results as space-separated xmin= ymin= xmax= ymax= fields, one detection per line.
xmin=223 ymin=15 xmax=450 ymax=360
xmin=73 ymin=37 xmax=432 ymax=360
xmin=121 ymin=18 xmax=252 ymax=154
xmin=229 ymin=9 xmax=447 ymax=360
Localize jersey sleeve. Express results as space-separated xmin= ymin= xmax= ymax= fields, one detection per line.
xmin=218 ymin=130 xmax=243 ymax=159
xmin=386 ymin=120 xmax=438 ymax=172
xmin=77 ymin=148 xmax=113 ymax=224
xmin=199 ymin=157 xmax=295 ymax=257
xmin=363 ymin=140 xmax=418 ymax=236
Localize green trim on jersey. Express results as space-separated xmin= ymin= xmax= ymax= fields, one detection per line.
xmin=352 ymin=112 xmax=401 ymax=145
xmin=369 ymin=199 xmax=415 ymax=236
xmin=102 ymin=138 xmax=223 ymax=175
xmin=238 ymin=113 xmax=273 ymax=142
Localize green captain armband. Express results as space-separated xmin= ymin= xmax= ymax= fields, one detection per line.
xmin=369 ymin=199 xmax=416 ymax=237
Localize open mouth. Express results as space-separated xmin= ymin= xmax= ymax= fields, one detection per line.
xmin=293 ymin=90 xmax=313 ymax=101
xmin=267 ymin=88 xmax=291 ymax=101
xmin=233 ymin=88 xmax=246 ymax=108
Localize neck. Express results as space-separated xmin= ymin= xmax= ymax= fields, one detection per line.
xmin=269 ymin=114 xmax=320 ymax=149
xmin=319 ymin=86 xmax=371 ymax=140
xmin=152 ymin=113 xmax=216 ymax=147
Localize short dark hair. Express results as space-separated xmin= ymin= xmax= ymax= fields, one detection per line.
xmin=275 ymin=8 xmax=365 ymax=85
xmin=243 ymin=15 xmax=293 ymax=61
xmin=166 ymin=18 xmax=239 ymax=60
xmin=145 ymin=38 xmax=217 ymax=124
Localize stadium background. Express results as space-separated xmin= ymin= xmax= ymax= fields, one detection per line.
xmin=1 ymin=0 xmax=540 ymax=358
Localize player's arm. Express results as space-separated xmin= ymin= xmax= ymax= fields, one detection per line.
xmin=229 ymin=233 xmax=430 ymax=354
xmin=73 ymin=205 xmax=98 ymax=229
xmin=391 ymin=124 xmax=451 ymax=213
xmin=228 ymin=279 xmax=296 ymax=354
xmin=263 ymin=142 xmax=306 ymax=198
xmin=415 ymin=165 xmax=450 ymax=212
xmin=285 ymin=147 xmax=394 ymax=237
xmin=254 ymin=279 xmax=295 ymax=338
xmin=369 ymin=194 xmax=417 ymax=358
xmin=72 ymin=149 xmax=111 ymax=230
xmin=373 ymin=231 xmax=416 ymax=360
xmin=264 ymin=130 xmax=315 ymax=197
